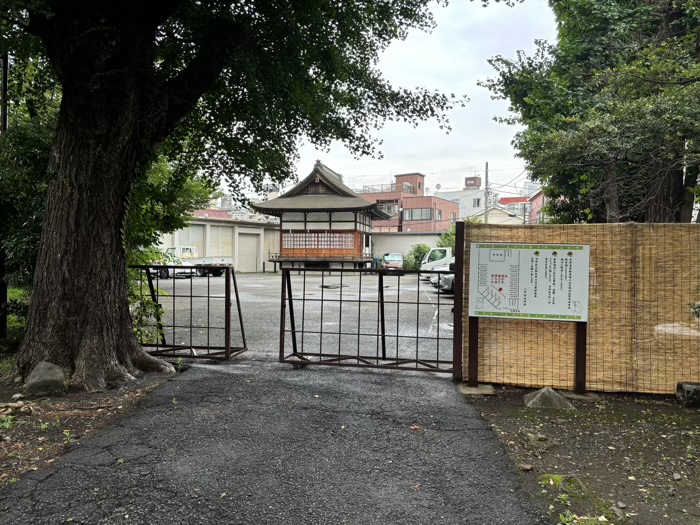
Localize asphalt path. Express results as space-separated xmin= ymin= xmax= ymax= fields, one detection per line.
xmin=0 ymin=272 xmax=549 ymax=525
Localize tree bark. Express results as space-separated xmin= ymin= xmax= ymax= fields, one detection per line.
xmin=680 ymin=164 xmax=698 ymax=224
xmin=644 ymin=167 xmax=689 ymax=223
xmin=16 ymin=10 xmax=173 ymax=389
xmin=603 ymin=165 xmax=621 ymax=223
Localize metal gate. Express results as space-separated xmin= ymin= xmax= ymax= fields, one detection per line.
xmin=130 ymin=265 xmax=247 ymax=360
xmin=279 ymin=267 xmax=462 ymax=378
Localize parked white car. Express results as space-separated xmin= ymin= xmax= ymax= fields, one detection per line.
xmin=429 ymin=263 xmax=450 ymax=288
xmin=427 ymin=257 xmax=455 ymax=287
xmin=438 ymin=272 xmax=455 ymax=294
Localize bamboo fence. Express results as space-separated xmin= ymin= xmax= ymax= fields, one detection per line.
xmin=461 ymin=223 xmax=700 ymax=394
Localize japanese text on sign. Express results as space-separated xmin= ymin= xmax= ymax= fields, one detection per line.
xmin=468 ymin=243 xmax=590 ymax=321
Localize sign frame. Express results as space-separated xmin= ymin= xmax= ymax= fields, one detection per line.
xmin=468 ymin=242 xmax=590 ymax=322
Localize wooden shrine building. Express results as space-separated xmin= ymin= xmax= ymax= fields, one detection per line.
xmin=252 ymin=162 xmax=390 ymax=268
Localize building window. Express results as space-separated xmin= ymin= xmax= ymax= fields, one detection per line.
xmin=436 ymin=209 xmax=442 ymax=221
xmin=282 ymin=232 xmax=354 ymax=250
xmin=377 ymin=203 xmax=398 ymax=217
xmin=473 ymin=198 xmax=481 ymax=208
xmin=451 ymin=212 xmax=456 ymax=222
xmin=403 ymin=208 xmax=433 ymax=221
xmin=418 ymin=182 xmax=422 ymax=190
xmin=427 ymin=249 xmax=447 ymax=262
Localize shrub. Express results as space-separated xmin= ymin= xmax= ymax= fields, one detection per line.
xmin=404 ymin=243 xmax=431 ymax=270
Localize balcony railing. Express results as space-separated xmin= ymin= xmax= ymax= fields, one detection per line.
xmin=269 ymin=251 xmax=373 ymax=261
xmin=353 ymin=182 xmax=415 ymax=194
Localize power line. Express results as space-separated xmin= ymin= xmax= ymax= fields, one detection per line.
xmin=328 ymin=166 xmax=528 ymax=180
xmin=490 ymin=169 xmax=528 ymax=189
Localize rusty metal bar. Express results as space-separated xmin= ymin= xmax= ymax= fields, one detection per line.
xmin=338 ymin=268 xmax=344 ymax=356
xmin=145 ymin=267 xmax=167 ymax=347
xmin=232 ymin=268 xmax=246 ymax=350
xmin=224 ymin=267 xmax=231 ymax=358
xmin=378 ymin=271 xmax=387 ymax=360
xmin=575 ymin=322 xmax=587 ymax=394
xmin=286 ymin=268 xmax=298 ymax=355
xmin=319 ymin=271 xmax=325 ymax=354
xmin=206 ymin=271 xmax=211 ymax=349
xmin=172 ymin=268 xmax=177 ymax=347
xmin=279 ymin=269 xmax=287 ymax=362
xmin=357 ymin=271 xmax=362 ymax=359
xmin=129 ymin=264 xmax=246 ymax=360
xmin=279 ymin=267 xmax=454 ymax=374
xmin=189 ymin=267 xmax=194 ymax=352
xmin=453 ymin=221 xmax=465 ymax=381
xmin=301 ymin=269 xmax=306 ymax=354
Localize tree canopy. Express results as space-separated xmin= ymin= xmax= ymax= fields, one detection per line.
xmin=0 ymin=1 xmax=465 ymax=389
xmin=1 ymin=1 xmax=463 ymax=195
xmin=481 ymin=0 xmax=700 ymax=223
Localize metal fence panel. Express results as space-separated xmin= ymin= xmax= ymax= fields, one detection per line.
xmin=129 ymin=265 xmax=246 ymax=360
xmin=280 ymin=268 xmax=458 ymax=376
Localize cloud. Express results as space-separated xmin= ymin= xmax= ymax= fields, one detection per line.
xmin=297 ymin=0 xmax=557 ymax=191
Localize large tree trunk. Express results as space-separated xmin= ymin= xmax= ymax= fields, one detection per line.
xmin=680 ymin=165 xmax=698 ymax=224
xmin=603 ymin=165 xmax=621 ymax=223
xmin=644 ymin=167 xmax=692 ymax=223
xmin=16 ymin=10 xmax=172 ymax=389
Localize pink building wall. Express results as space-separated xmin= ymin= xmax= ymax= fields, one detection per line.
xmin=529 ymin=191 xmax=546 ymax=224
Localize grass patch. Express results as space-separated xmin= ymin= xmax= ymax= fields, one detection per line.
xmin=0 ymin=355 xmax=13 ymax=374
xmin=7 ymin=288 xmax=29 ymax=302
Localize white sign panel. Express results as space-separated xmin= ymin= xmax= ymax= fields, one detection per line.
xmin=468 ymin=243 xmax=590 ymax=322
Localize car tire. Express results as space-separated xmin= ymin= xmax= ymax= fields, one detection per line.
xmin=211 ymin=270 xmax=223 ymax=277
xmin=196 ymin=268 xmax=208 ymax=277
xmin=158 ymin=268 xmax=169 ymax=279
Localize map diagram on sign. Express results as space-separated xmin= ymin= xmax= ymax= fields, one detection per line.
xmin=468 ymin=243 xmax=590 ymax=322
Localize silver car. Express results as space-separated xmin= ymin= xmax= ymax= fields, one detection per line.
xmin=429 ymin=264 xmax=450 ymax=287
xmin=438 ymin=272 xmax=455 ymax=294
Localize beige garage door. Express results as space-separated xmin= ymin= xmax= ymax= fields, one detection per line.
xmin=237 ymin=233 xmax=259 ymax=272
xmin=178 ymin=225 xmax=205 ymax=256
xmin=209 ymin=225 xmax=234 ymax=257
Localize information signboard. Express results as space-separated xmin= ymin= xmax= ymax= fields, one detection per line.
xmin=468 ymin=243 xmax=590 ymax=322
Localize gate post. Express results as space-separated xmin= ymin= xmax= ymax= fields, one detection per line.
xmin=452 ymin=221 xmax=465 ymax=381
xmin=378 ymin=271 xmax=387 ymax=360
xmin=224 ymin=267 xmax=231 ymax=358
xmin=279 ymin=269 xmax=287 ymax=362
xmin=574 ymin=322 xmax=587 ymax=394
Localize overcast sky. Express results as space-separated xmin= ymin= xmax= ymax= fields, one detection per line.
xmin=295 ymin=0 xmax=557 ymax=196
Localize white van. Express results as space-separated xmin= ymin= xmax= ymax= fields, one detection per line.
xmin=419 ymin=247 xmax=453 ymax=279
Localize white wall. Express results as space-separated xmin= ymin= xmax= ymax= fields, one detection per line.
xmin=159 ymin=219 xmax=280 ymax=272
xmin=372 ymin=232 xmax=441 ymax=258
xmin=433 ymin=188 xmax=487 ymax=219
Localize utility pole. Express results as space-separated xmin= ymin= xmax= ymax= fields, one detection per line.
xmin=483 ymin=161 xmax=489 ymax=224
xmin=1 ymin=53 xmax=8 ymax=341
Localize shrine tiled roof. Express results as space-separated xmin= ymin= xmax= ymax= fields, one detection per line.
xmin=251 ymin=163 xmax=390 ymax=219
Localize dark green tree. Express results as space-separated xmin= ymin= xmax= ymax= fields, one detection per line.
xmin=1 ymin=1 xmax=463 ymax=388
xmin=481 ymin=0 xmax=700 ymax=223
